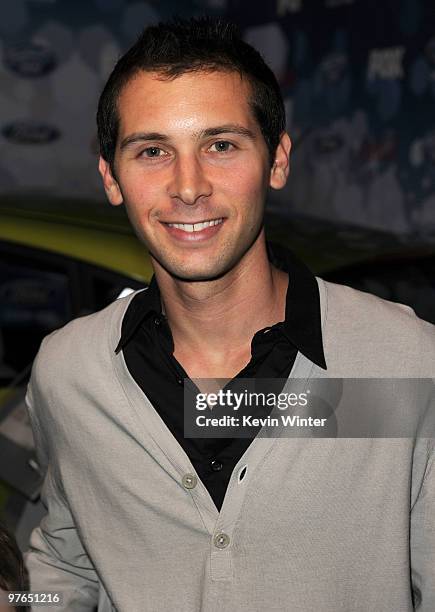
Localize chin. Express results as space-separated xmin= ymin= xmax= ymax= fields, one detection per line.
xmin=162 ymin=263 xmax=231 ymax=283
xmin=152 ymin=251 xmax=236 ymax=283
xmin=148 ymin=226 xmax=263 ymax=282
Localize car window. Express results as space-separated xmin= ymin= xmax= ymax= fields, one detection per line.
xmin=0 ymin=244 xmax=74 ymax=385
xmin=82 ymin=263 xmax=145 ymax=312
xmin=0 ymin=240 xmax=147 ymax=387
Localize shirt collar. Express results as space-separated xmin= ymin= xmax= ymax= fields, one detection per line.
xmin=115 ymin=243 xmax=326 ymax=370
xmin=115 ymin=274 xmax=161 ymax=352
xmin=267 ymin=242 xmax=326 ymax=370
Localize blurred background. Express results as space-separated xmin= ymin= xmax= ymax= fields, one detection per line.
xmin=1 ymin=0 xmax=435 ymax=551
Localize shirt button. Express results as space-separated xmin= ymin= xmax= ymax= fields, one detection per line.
xmin=210 ymin=459 xmax=223 ymax=472
xmin=182 ymin=473 xmax=197 ymax=489
xmin=214 ymin=532 xmax=230 ymax=549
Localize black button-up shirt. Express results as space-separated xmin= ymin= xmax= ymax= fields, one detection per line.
xmin=116 ymin=244 xmax=326 ymax=510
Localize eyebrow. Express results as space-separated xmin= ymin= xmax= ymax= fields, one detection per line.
xmin=119 ymin=124 xmax=257 ymax=150
xmin=201 ymin=125 xmax=256 ymax=140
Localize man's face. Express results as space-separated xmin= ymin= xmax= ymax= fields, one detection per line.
xmin=100 ymin=69 xmax=290 ymax=281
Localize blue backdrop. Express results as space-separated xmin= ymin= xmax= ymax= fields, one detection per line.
xmin=0 ymin=0 xmax=434 ymax=235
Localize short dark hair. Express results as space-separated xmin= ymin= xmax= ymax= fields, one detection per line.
xmin=96 ymin=16 xmax=286 ymax=171
xmin=0 ymin=521 xmax=29 ymax=611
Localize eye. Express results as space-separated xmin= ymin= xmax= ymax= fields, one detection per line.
xmin=209 ymin=141 xmax=234 ymax=153
xmin=140 ymin=146 xmax=166 ymax=158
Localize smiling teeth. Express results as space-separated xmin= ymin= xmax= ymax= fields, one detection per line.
xmin=168 ymin=218 xmax=223 ymax=232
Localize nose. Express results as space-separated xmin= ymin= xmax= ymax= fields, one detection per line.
xmin=167 ymin=154 xmax=212 ymax=205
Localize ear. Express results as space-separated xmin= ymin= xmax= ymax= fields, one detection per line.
xmin=98 ymin=156 xmax=123 ymax=206
xmin=269 ymin=132 xmax=292 ymax=191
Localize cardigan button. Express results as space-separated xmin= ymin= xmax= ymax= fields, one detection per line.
xmin=214 ymin=532 xmax=230 ymax=549
xmin=182 ymin=473 xmax=197 ymax=489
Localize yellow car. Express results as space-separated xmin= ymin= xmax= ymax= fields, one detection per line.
xmin=0 ymin=197 xmax=153 ymax=391
xmin=0 ymin=198 xmax=153 ymax=509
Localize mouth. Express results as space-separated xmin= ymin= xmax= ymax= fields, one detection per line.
xmin=161 ymin=217 xmax=225 ymax=242
xmin=164 ymin=218 xmax=224 ymax=233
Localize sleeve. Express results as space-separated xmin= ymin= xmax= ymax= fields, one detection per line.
xmin=24 ymin=362 xmax=100 ymax=612
xmin=410 ymin=440 xmax=435 ymax=611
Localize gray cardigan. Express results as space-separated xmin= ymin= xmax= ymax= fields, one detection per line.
xmin=25 ymin=279 xmax=435 ymax=611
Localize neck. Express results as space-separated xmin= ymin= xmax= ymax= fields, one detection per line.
xmin=152 ymin=234 xmax=288 ymax=378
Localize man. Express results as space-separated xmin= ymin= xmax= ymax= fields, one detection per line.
xmin=25 ymin=17 xmax=434 ymax=612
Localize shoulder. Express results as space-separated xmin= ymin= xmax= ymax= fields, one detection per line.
xmin=319 ymin=279 xmax=435 ymax=376
xmin=320 ymin=278 xmax=430 ymax=334
xmin=29 ymin=290 xmax=142 ymax=390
